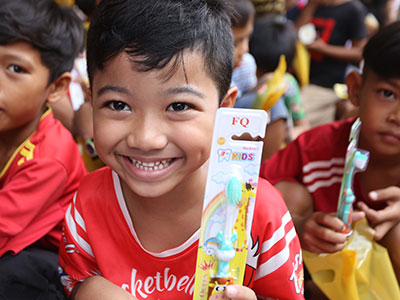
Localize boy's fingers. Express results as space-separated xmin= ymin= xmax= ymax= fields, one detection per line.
xmin=225 ymin=285 xmax=256 ymax=300
xmin=351 ymin=211 xmax=366 ymax=223
xmin=369 ymin=186 xmax=400 ymax=202
xmin=357 ymin=202 xmax=398 ymax=225
xmin=373 ymin=220 xmax=397 ymax=241
xmin=303 ymin=233 xmax=346 ymax=253
xmin=357 ymin=201 xmax=377 ymax=220
xmin=314 ymin=212 xmax=346 ymax=232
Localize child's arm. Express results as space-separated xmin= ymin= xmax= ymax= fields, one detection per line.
xmin=72 ymin=276 xmax=137 ymax=300
xmin=49 ymin=93 xmax=75 ymax=133
xmin=262 ymin=118 xmax=287 ymax=161
xmin=306 ymin=38 xmax=366 ymax=64
xmin=275 ymin=181 xmax=346 ymax=253
xmin=274 ymin=181 xmax=364 ymax=253
xmin=73 ymin=102 xmax=93 ymax=141
xmin=262 ymin=98 xmax=289 ymax=162
xmin=295 ymin=0 xmax=320 ymax=30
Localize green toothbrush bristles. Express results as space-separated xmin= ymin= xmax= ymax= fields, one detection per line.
xmin=226 ymin=177 xmax=242 ymax=206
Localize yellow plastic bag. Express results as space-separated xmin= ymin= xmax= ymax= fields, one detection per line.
xmin=303 ymin=218 xmax=400 ymax=300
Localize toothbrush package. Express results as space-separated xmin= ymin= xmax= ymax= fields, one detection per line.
xmin=193 ymin=108 xmax=268 ymax=299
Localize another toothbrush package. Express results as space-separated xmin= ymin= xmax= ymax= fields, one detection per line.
xmin=193 ymin=108 xmax=268 ymax=299
xmin=337 ymin=117 xmax=370 ymax=235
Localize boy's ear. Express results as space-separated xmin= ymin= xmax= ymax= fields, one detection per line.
xmin=47 ymin=72 xmax=72 ymax=104
xmin=346 ymin=71 xmax=362 ymax=107
xmin=220 ymin=86 xmax=238 ymax=108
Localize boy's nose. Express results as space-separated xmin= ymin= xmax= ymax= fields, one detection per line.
xmin=126 ymin=116 xmax=168 ymax=151
xmin=388 ymin=103 xmax=400 ymax=126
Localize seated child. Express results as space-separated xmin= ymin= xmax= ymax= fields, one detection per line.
xmin=249 ymin=15 xmax=310 ymax=141
xmin=262 ymin=21 xmax=400 ymax=288
xmin=0 ymin=0 xmax=87 ymax=298
xmin=58 ymin=0 xmax=305 ymax=299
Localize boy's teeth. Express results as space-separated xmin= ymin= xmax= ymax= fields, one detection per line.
xmin=129 ymin=158 xmax=172 ymax=171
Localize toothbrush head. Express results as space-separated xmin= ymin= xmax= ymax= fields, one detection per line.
xmin=226 ymin=177 xmax=242 ymax=207
xmin=353 ymin=150 xmax=369 ymax=171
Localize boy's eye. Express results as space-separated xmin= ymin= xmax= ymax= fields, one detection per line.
xmin=379 ymin=89 xmax=396 ymax=100
xmin=7 ymin=64 xmax=27 ymax=74
xmin=106 ymin=100 xmax=130 ymax=111
xmin=167 ymin=102 xmax=191 ymax=112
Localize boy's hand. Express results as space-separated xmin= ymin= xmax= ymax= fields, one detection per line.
xmin=301 ymin=211 xmax=365 ymax=253
xmin=208 ymin=285 xmax=256 ymax=300
xmin=357 ymin=186 xmax=400 ymax=240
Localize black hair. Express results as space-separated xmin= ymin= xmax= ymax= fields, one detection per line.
xmin=0 ymin=0 xmax=84 ymax=85
xmin=249 ymin=16 xmax=296 ymax=74
xmin=86 ymin=0 xmax=234 ymax=102
xmin=75 ymin=0 xmax=97 ymax=18
xmin=363 ymin=21 xmax=400 ymax=79
xmin=231 ymin=0 xmax=255 ymax=28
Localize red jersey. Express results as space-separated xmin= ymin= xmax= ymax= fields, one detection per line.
xmin=261 ymin=118 xmax=384 ymax=213
xmin=59 ymin=167 xmax=304 ymax=299
xmin=0 ymin=109 xmax=87 ymax=256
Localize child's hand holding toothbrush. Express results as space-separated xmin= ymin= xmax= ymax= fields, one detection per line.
xmin=208 ymin=285 xmax=256 ymax=300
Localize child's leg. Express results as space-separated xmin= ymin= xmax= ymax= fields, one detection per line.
xmin=380 ymin=222 xmax=400 ymax=285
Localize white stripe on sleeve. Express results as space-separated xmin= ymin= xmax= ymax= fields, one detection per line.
xmin=65 ymin=199 xmax=94 ymax=258
xmin=254 ymin=226 xmax=297 ymax=280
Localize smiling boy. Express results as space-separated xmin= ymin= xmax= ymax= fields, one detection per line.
xmin=58 ymin=1 xmax=304 ymax=299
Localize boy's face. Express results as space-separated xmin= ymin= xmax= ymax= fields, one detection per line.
xmin=91 ymin=51 xmax=236 ymax=198
xmin=348 ymin=71 xmax=400 ymax=158
xmin=232 ymin=17 xmax=254 ymax=68
xmin=0 ymin=42 xmax=52 ymax=134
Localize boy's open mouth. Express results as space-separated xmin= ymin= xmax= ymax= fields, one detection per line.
xmin=126 ymin=157 xmax=174 ymax=171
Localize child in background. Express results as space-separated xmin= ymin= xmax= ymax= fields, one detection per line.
xmin=234 ymin=16 xmax=295 ymax=161
xmin=296 ymin=0 xmax=367 ymax=127
xmin=249 ymin=16 xmax=310 ymax=141
xmin=58 ymin=0 xmax=304 ymax=299
xmin=262 ymin=21 xmax=400 ymax=291
xmin=0 ymin=0 xmax=87 ymax=298
xmin=296 ymin=0 xmax=367 ymax=89
xmin=231 ymin=0 xmax=257 ymax=99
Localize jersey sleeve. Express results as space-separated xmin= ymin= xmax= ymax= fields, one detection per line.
xmin=260 ymin=137 xmax=303 ymax=185
xmin=250 ymin=179 xmax=304 ymax=299
xmin=59 ymin=191 xmax=100 ymax=296
xmin=0 ymin=158 xmax=67 ymax=248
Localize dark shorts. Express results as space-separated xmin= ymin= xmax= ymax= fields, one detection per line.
xmin=0 ymin=247 xmax=67 ymax=300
